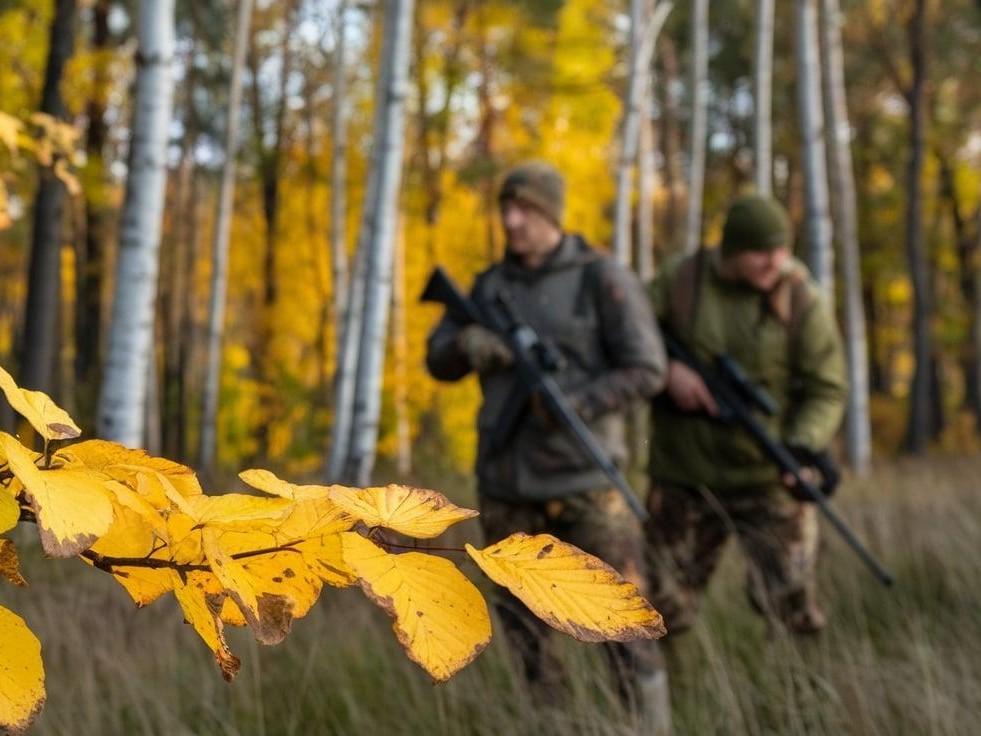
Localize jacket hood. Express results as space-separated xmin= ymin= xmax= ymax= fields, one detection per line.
xmin=501 ymin=234 xmax=597 ymax=282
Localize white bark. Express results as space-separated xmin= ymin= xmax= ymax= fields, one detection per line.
xmin=819 ymin=0 xmax=870 ymax=473
xmin=96 ymin=0 xmax=174 ymax=447
xmin=200 ymin=0 xmax=253 ymax=471
xmin=796 ymin=0 xmax=834 ymax=295
xmin=683 ymin=0 xmax=708 ymax=255
xmin=330 ymin=0 xmax=350 ymax=361
xmin=344 ymin=0 xmax=414 ymax=485
xmin=636 ymin=68 xmax=657 ymax=283
xmin=754 ymin=0 xmax=774 ymax=195
xmin=614 ymin=0 xmax=673 ymax=268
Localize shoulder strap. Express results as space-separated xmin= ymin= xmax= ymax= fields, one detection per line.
xmin=668 ymin=248 xmax=706 ymax=333
xmin=574 ymin=251 xmax=605 ymax=318
xmin=767 ymin=267 xmax=813 ymax=342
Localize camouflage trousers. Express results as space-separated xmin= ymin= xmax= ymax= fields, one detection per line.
xmin=645 ymin=482 xmax=825 ymax=636
xmin=480 ymin=489 xmax=664 ymax=697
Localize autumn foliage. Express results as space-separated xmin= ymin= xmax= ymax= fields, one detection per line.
xmin=0 ymin=365 xmax=664 ymax=734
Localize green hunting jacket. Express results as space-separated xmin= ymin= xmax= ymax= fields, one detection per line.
xmin=426 ymin=234 xmax=667 ymax=502
xmin=649 ymin=248 xmax=847 ymax=491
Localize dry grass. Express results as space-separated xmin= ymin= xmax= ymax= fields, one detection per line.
xmin=2 ymin=457 xmax=980 ymax=735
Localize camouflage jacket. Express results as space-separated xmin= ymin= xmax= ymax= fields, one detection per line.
xmin=426 ymin=234 xmax=667 ymax=502
xmin=649 ymin=248 xmax=848 ymax=491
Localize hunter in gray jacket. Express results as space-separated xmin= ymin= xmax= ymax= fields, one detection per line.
xmin=427 ymin=233 xmax=667 ymax=501
xmin=424 ymin=161 xmax=670 ymax=732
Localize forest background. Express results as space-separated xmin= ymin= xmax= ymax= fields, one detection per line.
xmin=2 ymin=1 xmax=981 ymax=735
xmin=1 ymin=0 xmax=980 ymax=485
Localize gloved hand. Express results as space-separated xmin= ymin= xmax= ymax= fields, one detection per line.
xmin=457 ymin=325 xmax=513 ymax=374
xmin=783 ymin=445 xmax=841 ymax=501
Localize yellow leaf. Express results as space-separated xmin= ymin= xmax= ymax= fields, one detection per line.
xmin=0 ymin=540 xmax=26 ymax=586
xmin=184 ymin=494 xmax=294 ymax=532
xmin=239 ymin=468 xmax=334 ymax=500
xmin=55 ymin=439 xmax=204 ymax=503
xmin=0 ymin=111 xmax=21 ymax=154
xmin=209 ymin=498 xmax=356 ymax=589
xmin=202 ymin=528 xmax=312 ymax=645
xmin=328 ymin=485 xmax=478 ymax=539
xmin=0 ymin=605 xmax=45 ymax=734
xmin=0 ymin=434 xmax=113 ymax=557
xmin=0 ymin=487 xmax=18 ymax=534
xmin=87 ymin=501 xmax=172 ymax=607
xmin=342 ymin=531 xmax=491 ymax=682
xmin=171 ymin=571 xmax=241 ymax=681
xmin=465 ymin=533 xmax=666 ymax=643
xmin=293 ymin=531 xmax=356 ymax=588
xmin=0 ymin=366 xmax=80 ymax=441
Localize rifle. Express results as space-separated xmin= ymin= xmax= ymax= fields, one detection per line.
xmin=421 ymin=266 xmax=649 ymax=522
xmin=663 ymin=331 xmax=894 ymax=586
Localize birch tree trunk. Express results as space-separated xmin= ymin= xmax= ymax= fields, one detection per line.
xmin=754 ymin=0 xmax=774 ymax=195
xmin=659 ymin=38 xmax=683 ymax=249
xmin=819 ymin=0 xmax=870 ymax=473
xmin=199 ymin=0 xmax=253 ymax=473
xmin=96 ymin=0 xmax=175 ymax=447
xmin=613 ymin=0 xmax=646 ymax=268
xmin=330 ymin=0 xmax=350 ymax=364
xmin=614 ymin=0 xmax=672 ymax=268
xmin=343 ymin=0 xmax=414 ymax=486
xmin=21 ymin=0 xmax=77 ymax=394
xmin=795 ymin=0 xmax=834 ymax=296
xmin=636 ymin=68 xmax=657 ymax=284
xmin=683 ymin=0 xmax=708 ymax=255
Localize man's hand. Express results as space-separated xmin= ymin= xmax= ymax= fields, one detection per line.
xmin=666 ymin=360 xmax=719 ymax=416
xmin=457 ymin=325 xmax=513 ymax=373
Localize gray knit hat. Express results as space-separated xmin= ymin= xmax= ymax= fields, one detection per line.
xmin=720 ymin=195 xmax=791 ymax=255
xmin=498 ymin=160 xmax=565 ymax=226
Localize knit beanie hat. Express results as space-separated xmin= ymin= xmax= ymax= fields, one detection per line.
xmin=498 ymin=161 xmax=565 ymax=226
xmin=720 ymin=195 xmax=791 ymax=256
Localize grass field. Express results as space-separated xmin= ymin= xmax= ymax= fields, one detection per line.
xmin=3 ymin=456 xmax=980 ymax=735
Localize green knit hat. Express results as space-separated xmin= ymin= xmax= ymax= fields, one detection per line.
xmin=720 ymin=195 xmax=791 ymax=255
xmin=498 ymin=160 xmax=565 ymax=226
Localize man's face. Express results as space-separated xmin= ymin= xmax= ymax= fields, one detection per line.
xmin=500 ymin=198 xmax=562 ymax=262
xmin=724 ymin=247 xmax=789 ymax=291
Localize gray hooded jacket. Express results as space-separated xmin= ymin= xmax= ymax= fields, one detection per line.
xmin=426 ymin=234 xmax=667 ymax=502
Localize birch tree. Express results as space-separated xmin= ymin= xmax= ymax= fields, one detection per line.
xmin=613 ymin=0 xmax=672 ymax=268
xmin=199 ymin=0 xmax=254 ymax=473
xmin=795 ymin=0 xmax=834 ymax=295
xmin=21 ymin=0 xmax=77 ymax=394
xmin=328 ymin=0 xmax=414 ymax=484
xmin=683 ymin=0 xmax=708 ymax=255
xmin=96 ymin=0 xmax=175 ymax=447
xmin=343 ymin=0 xmax=414 ymax=486
xmin=819 ymin=0 xmax=870 ymax=472
xmin=636 ymin=68 xmax=658 ymax=283
xmin=753 ymin=0 xmax=774 ymax=195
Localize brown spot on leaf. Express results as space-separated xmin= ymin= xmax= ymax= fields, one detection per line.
xmin=254 ymin=593 xmax=294 ymax=645
xmin=536 ymin=543 xmax=554 ymax=559
xmin=282 ymin=568 xmax=295 ymax=578
xmin=47 ymin=422 xmax=81 ymax=440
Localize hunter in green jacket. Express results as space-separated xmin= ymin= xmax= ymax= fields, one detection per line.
xmin=646 ymin=194 xmax=848 ymax=636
